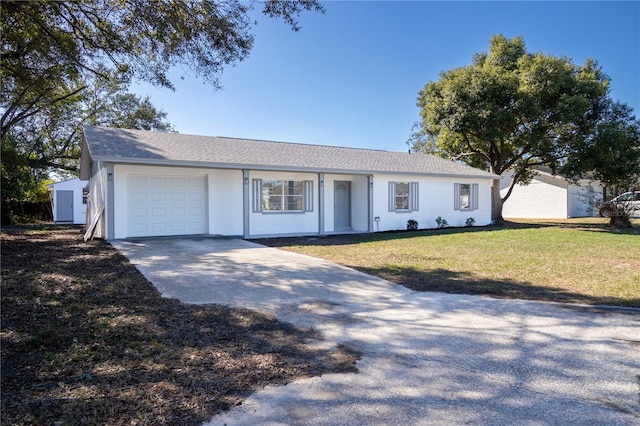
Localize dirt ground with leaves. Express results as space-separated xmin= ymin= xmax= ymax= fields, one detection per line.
xmin=0 ymin=226 xmax=359 ymax=425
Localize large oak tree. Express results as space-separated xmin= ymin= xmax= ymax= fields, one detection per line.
xmin=412 ymin=35 xmax=610 ymax=223
xmin=1 ymin=76 xmax=173 ymax=221
xmin=1 ymin=0 xmax=322 ymax=138
xmin=0 ymin=0 xmax=322 ymax=208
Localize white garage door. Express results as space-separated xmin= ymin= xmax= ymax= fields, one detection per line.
xmin=127 ymin=175 xmax=206 ymax=237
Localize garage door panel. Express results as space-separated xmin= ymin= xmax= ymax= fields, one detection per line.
xmin=151 ymin=223 xmax=167 ymax=232
xmin=188 ymin=222 xmax=203 ymax=231
xmin=127 ymin=174 xmax=206 ymax=237
xmin=130 ymin=176 xmax=146 ymax=186
xmin=131 ymin=192 xmax=146 ymax=201
xmin=151 ymin=208 xmax=166 ymax=217
xmin=131 ymin=223 xmax=147 ymax=234
xmin=171 ymin=177 xmax=186 ymax=186
xmin=152 ymin=192 xmax=166 ymax=201
xmin=171 ymin=192 xmax=185 ymax=201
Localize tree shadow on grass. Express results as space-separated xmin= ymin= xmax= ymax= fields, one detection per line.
xmin=257 ymin=219 xmax=638 ymax=249
xmin=351 ymin=265 xmax=640 ymax=309
xmin=256 ymin=225 xmax=507 ymax=248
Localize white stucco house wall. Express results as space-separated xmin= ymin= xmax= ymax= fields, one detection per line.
xmin=79 ymin=126 xmax=498 ymax=240
xmin=47 ymin=177 xmax=88 ymax=224
xmin=500 ymin=168 xmax=602 ymax=219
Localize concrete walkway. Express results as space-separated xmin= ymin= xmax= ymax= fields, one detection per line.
xmin=112 ymin=237 xmax=640 ymax=425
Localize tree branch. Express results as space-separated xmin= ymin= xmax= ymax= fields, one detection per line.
xmin=1 ymin=84 xmax=87 ymax=138
xmin=461 ymin=132 xmax=492 ymax=163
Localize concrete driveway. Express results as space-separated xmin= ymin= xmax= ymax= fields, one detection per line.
xmin=112 ymin=237 xmax=640 ymax=425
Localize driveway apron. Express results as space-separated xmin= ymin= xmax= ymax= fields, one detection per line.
xmin=112 ymin=237 xmax=640 ymax=425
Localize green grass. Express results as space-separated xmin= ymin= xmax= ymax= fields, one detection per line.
xmin=262 ymin=219 xmax=640 ymax=307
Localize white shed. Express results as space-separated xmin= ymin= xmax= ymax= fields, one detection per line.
xmin=48 ymin=178 xmax=88 ymax=224
xmin=500 ymin=168 xmax=602 ymax=219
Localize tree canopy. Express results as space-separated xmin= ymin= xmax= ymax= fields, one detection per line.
xmin=0 ymin=0 xmax=322 ymax=212
xmin=411 ymin=35 xmax=615 ymax=222
xmin=1 ymin=76 xmax=173 ymax=221
xmin=561 ymin=100 xmax=640 ymax=191
xmin=1 ymin=0 xmax=323 ymax=139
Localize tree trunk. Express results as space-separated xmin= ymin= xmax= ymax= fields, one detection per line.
xmin=491 ymin=179 xmax=504 ymax=224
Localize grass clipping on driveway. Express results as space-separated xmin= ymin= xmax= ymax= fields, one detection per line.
xmin=260 ymin=220 xmax=640 ymax=308
xmin=1 ymin=227 xmax=359 ymax=425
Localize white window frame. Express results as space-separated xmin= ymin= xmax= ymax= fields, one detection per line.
xmin=454 ymin=183 xmax=479 ymax=211
xmin=388 ymin=181 xmax=419 ymax=212
xmin=252 ymin=179 xmax=313 ymax=213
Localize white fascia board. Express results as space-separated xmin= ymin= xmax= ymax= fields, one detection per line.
xmin=92 ymin=157 xmax=499 ymax=180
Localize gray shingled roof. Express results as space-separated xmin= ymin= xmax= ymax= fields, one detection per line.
xmin=81 ymin=126 xmax=498 ymax=179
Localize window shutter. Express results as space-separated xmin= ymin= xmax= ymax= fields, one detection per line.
xmin=410 ymin=182 xmax=419 ymax=211
xmin=454 ymin=183 xmax=460 ymax=210
xmin=303 ymin=180 xmax=313 ymax=212
xmin=388 ymin=181 xmax=396 ymax=212
xmin=252 ymin=179 xmax=262 ymax=213
xmin=471 ymin=183 xmax=479 ymax=210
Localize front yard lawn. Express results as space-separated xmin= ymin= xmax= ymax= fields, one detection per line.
xmin=259 ymin=219 xmax=640 ymax=308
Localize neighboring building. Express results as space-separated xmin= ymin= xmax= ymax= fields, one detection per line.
xmin=79 ymin=126 xmax=498 ymax=240
xmin=47 ymin=177 xmax=88 ymax=224
xmin=500 ymin=168 xmax=602 ymax=219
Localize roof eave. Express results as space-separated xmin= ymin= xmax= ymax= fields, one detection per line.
xmin=90 ymin=156 xmax=499 ymax=180
xmin=79 ymin=128 xmax=92 ymax=181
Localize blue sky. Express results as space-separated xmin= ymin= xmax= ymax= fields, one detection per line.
xmin=131 ymin=1 xmax=640 ymax=152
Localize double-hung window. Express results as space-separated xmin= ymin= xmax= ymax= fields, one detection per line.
xmin=253 ymin=179 xmax=313 ymax=213
xmin=388 ymin=181 xmax=419 ymax=212
xmin=454 ymin=183 xmax=479 ymax=210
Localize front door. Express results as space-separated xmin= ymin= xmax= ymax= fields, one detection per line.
xmin=56 ymin=190 xmax=74 ymax=222
xmin=334 ymin=181 xmax=351 ymax=231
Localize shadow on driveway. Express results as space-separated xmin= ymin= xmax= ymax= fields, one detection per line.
xmin=113 ymin=237 xmax=640 ymax=425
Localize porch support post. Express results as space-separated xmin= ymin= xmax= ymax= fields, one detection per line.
xmin=368 ymin=175 xmax=374 ymax=232
xmin=242 ymin=170 xmax=250 ymax=239
xmin=318 ymin=173 xmax=325 ymax=235
xmin=106 ymin=163 xmax=115 ymax=240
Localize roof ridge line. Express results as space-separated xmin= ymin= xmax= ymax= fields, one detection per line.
xmin=213 ymin=135 xmax=393 ymax=153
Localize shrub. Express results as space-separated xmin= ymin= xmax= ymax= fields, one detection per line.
xmin=406 ymin=219 xmax=418 ymax=231
xmin=435 ymin=216 xmax=448 ymax=228
xmin=465 ymin=217 xmax=476 ymax=227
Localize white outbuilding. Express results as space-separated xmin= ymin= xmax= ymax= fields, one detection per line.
xmin=500 ymin=168 xmax=602 ymax=219
xmin=48 ymin=177 xmax=88 ymax=224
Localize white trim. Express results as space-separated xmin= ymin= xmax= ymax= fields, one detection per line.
xmin=85 ymin=157 xmax=499 ymax=180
